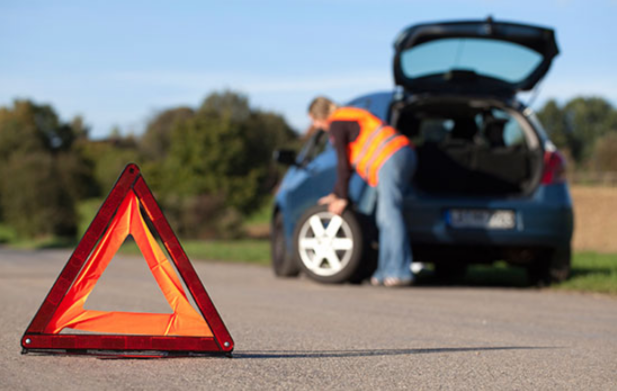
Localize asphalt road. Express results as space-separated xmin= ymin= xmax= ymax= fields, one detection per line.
xmin=1 ymin=248 xmax=616 ymax=390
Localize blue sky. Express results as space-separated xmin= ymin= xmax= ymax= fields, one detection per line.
xmin=2 ymin=0 xmax=616 ymax=138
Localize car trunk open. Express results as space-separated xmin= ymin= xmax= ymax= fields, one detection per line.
xmin=393 ymin=97 xmax=544 ymax=197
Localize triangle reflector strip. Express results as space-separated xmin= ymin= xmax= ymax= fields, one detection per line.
xmin=21 ymin=164 xmax=234 ymax=357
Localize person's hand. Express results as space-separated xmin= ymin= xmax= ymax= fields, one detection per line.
xmin=318 ymin=193 xmax=337 ymax=205
xmin=319 ymin=193 xmax=348 ymax=215
xmin=328 ymin=197 xmax=348 ymax=215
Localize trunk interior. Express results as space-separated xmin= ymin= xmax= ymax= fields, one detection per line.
xmin=393 ymin=97 xmax=543 ymax=196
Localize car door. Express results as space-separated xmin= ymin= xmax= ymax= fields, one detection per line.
xmin=278 ymin=130 xmax=337 ymax=240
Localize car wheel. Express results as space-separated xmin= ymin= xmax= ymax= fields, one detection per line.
xmin=548 ymin=246 xmax=571 ymax=283
xmin=293 ymin=205 xmax=365 ymax=284
xmin=271 ymin=212 xmax=300 ymax=277
xmin=527 ymin=246 xmax=571 ymax=286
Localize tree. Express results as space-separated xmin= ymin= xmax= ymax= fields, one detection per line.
xmin=161 ymin=106 xmax=262 ymax=213
xmin=592 ymin=133 xmax=617 ymax=172
xmin=199 ymin=90 xmax=251 ymax=122
xmin=537 ymin=100 xmax=567 ymax=147
xmin=70 ymin=115 xmax=90 ymax=141
xmin=1 ymin=153 xmax=77 ymax=238
xmin=0 ymin=100 xmax=47 ymax=157
xmin=537 ymin=96 xmax=617 ymax=165
xmin=0 ymin=100 xmax=87 ymax=238
xmin=78 ymin=136 xmax=140 ymax=196
xmin=140 ymin=107 xmax=194 ymax=161
xmin=155 ymin=90 xmax=297 ymax=238
xmin=563 ymin=97 xmax=615 ymax=162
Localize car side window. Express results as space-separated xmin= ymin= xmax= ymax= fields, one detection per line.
xmin=485 ymin=109 xmax=526 ymax=148
xmin=297 ymin=130 xmax=330 ymax=166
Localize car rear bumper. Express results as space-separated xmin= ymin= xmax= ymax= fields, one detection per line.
xmin=404 ymin=184 xmax=574 ymax=249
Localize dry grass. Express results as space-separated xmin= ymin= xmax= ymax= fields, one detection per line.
xmin=571 ymin=186 xmax=617 ymax=253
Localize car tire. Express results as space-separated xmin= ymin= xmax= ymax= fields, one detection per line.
xmin=548 ymin=246 xmax=571 ymax=283
xmin=271 ymin=212 xmax=300 ymax=277
xmin=293 ymin=205 xmax=366 ymax=284
xmin=527 ymin=246 xmax=571 ymax=286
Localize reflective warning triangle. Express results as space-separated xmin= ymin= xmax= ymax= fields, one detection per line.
xmin=21 ymin=164 xmax=234 ymax=357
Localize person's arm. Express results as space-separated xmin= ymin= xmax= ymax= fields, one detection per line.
xmin=318 ymin=120 xmax=360 ymax=214
xmin=330 ymin=120 xmax=355 ymax=200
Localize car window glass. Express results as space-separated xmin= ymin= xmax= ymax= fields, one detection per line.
xmin=310 ymin=131 xmax=330 ymax=159
xmin=400 ymin=38 xmax=543 ymax=84
xmin=490 ymin=109 xmax=526 ymax=147
xmin=297 ymin=130 xmax=329 ymax=165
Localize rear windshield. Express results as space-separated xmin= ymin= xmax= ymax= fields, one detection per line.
xmin=400 ymin=38 xmax=543 ymax=84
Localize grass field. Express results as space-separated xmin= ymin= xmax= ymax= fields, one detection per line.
xmin=0 ymin=224 xmax=14 ymax=244
xmin=113 ymin=235 xmax=616 ymax=295
xmin=119 ymin=238 xmax=271 ymax=266
xmin=431 ymin=252 xmax=617 ymax=295
xmin=553 ymin=252 xmax=617 ymax=294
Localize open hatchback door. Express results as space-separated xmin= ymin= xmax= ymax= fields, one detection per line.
xmin=393 ymin=18 xmax=559 ymax=96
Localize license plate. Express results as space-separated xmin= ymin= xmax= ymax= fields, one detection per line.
xmin=448 ymin=209 xmax=516 ymax=230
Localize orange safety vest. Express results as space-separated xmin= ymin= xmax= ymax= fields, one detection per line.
xmin=328 ymin=107 xmax=411 ymax=187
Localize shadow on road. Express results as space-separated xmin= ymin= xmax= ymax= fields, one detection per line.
xmin=233 ymin=346 xmax=556 ymax=359
xmin=413 ymin=263 xmax=530 ymax=288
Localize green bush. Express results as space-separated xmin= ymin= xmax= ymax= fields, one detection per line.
xmin=161 ymin=193 xmax=244 ymax=240
xmin=140 ymin=107 xmax=195 ymax=161
xmin=77 ymin=137 xmax=140 ymax=195
xmin=0 ymin=100 xmax=91 ymax=240
xmin=150 ymin=90 xmax=296 ymax=238
xmin=0 ymin=152 xmax=77 ymax=238
xmin=537 ymin=97 xmax=617 ymax=165
xmin=0 ymin=93 xmax=297 ymax=241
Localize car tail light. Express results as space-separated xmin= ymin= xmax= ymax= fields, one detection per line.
xmin=541 ymin=150 xmax=567 ymax=185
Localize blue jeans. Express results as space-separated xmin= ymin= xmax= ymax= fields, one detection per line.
xmin=372 ymin=146 xmax=416 ymax=282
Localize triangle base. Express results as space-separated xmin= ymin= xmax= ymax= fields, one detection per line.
xmin=21 ymin=333 xmax=230 ymax=357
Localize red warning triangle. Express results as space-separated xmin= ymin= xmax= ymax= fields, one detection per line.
xmin=21 ymin=164 xmax=234 ymax=357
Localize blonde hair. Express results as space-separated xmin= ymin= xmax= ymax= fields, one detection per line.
xmin=308 ymin=96 xmax=338 ymax=120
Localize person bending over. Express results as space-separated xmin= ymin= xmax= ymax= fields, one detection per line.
xmin=308 ymin=96 xmax=417 ymax=287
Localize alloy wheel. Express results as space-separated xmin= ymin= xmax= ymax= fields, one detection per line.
xmin=297 ymin=211 xmax=354 ymax=277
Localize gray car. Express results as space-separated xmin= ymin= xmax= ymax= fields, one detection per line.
xmin=272 ymin=18 xmax=573 ymax=286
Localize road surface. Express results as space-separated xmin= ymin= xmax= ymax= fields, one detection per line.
xmin=1 ymin=248 xmax=616 ymax=390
